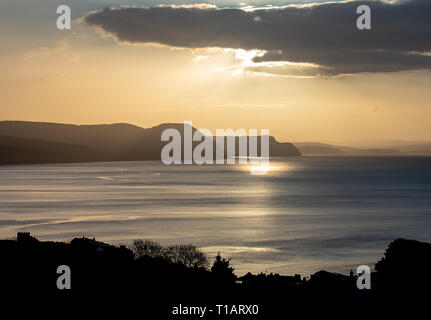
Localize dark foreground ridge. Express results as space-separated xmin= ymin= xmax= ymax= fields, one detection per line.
xmin=1 ymin=233 xmax=429 ymax=316
xmin=0 ymin=121 xmax=300 ymax=165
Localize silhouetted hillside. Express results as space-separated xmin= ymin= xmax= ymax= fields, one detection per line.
xmin=390 ymin=143 xmax=431 ymax=154
xmin=1 ymin=234 xmax=428 ymax=315
xmin=294 ymin=142 xmax=347 ymax=155
xmin=0 ymin=134 xmax=102 ymax=165
xmin=0 ymin=121 xmax=300 ymax=165
xmin=294 ymin=142 xmax=401 ymax=155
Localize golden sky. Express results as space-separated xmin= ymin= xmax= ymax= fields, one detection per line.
xmin=1 ymin=0 xmax=430 ymax=145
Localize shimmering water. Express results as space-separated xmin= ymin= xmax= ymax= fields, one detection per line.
xmin=1 ymin=156 xmax=430 ymax=276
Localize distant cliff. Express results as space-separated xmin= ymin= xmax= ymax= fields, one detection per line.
xmin=0 ymin=121 xmax=300 ymax=165
xmin=294 ymin=142 xmax=402 ymax=155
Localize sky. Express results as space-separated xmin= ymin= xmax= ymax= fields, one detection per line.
xmin=0 ymin=0 xmax=430 ymax=145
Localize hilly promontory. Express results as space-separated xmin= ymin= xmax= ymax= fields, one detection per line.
xmin=0 ymin=121 xmax=301 ymax=165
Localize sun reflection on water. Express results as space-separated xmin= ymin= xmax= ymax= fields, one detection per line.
xmin=238 ymin=160 xmax=290 ymax=175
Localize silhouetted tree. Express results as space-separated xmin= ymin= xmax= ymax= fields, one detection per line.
xmin=211 ymin=252 xmax=236 ymax=282
xmin=130 ymin=239 xmax=164 ymax=259
xmin=167 ymin=244 xmax=209 ymax=269
xmin=375 ymin=238 xmax=431 ymax=303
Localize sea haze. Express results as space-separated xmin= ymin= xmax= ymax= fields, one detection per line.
xmin=0 ymin=156 xmax=430 ymax=276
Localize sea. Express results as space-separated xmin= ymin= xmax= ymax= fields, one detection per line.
xmin=1 ymin=155 xmax=430 ymax=276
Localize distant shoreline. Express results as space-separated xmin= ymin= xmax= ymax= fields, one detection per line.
xmin=2 ymin=154 xmax=431 ymax=167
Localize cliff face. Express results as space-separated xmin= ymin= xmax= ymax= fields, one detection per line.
xmin=268 ymin=136 xmax=301 ymax=157
xmin=0 ymin=121 xmax=300 ymax=165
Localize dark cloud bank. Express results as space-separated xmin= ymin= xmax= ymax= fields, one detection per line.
xmin=85 ymin=0 xmax=431 ymax=76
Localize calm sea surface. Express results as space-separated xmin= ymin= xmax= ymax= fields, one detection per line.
xmin=1 ymin=156 xmax=430 ymax=276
